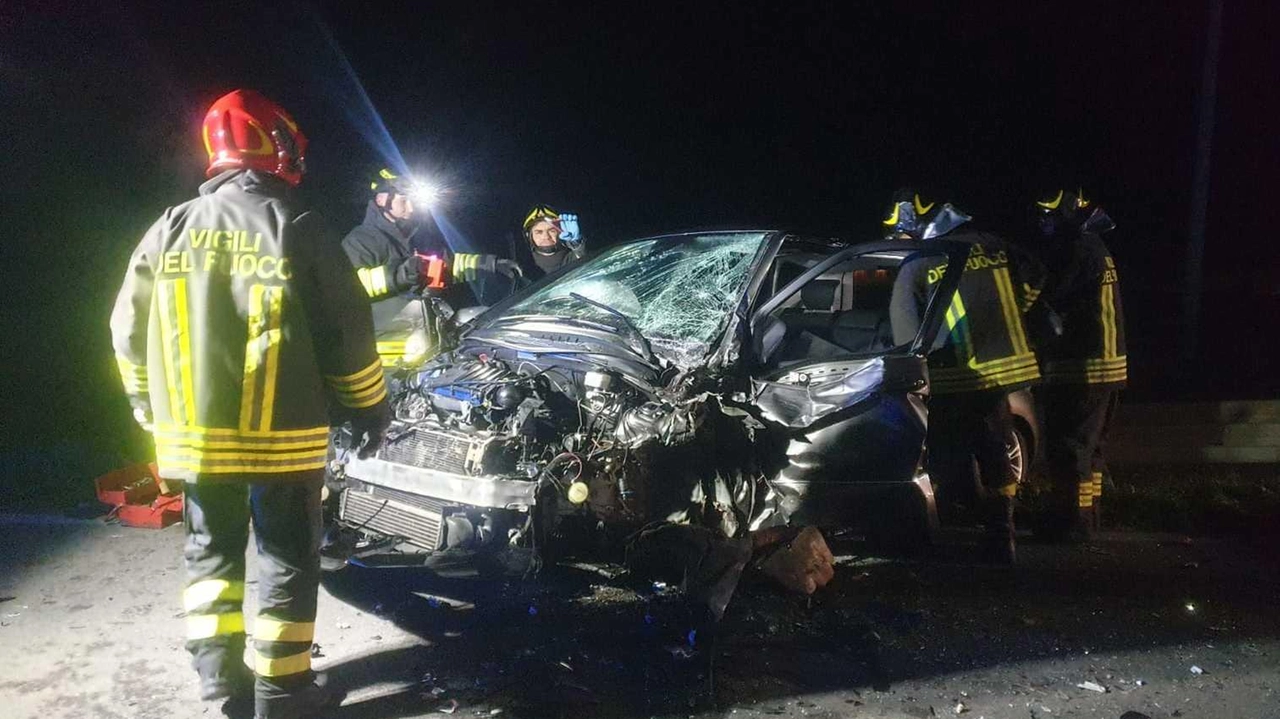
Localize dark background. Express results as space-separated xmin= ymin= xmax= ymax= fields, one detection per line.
xmin=1 ymin=1 xmax=1275 ymax=496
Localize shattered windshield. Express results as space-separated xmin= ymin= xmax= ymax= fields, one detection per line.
xmin=498 ymin=232 xmax=769 ymax=367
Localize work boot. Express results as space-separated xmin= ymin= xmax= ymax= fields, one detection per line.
xmin=255 ymin=673 xmax=345 ymax=719
xmin=979 ymin=493 xmax=1017 ymax=565
xmin=200 ymin=664 xmax=253 ymax=702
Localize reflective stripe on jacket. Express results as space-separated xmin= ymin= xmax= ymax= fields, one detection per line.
xmin=110 ymin=170 xmax=387 ymax=481
xmin=1039 ymin=232 xmax=1127 ymax=386
xmin=892 ymin=231 xmax=1043 ymax=395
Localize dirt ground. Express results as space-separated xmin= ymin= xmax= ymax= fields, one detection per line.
xmin=1 ymin=512 xmax=1277 ymax=719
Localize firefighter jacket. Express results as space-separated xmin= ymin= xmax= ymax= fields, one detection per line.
xmin=891 ymin=232 xmax=1044 ymax=395
xmin=341 ymin=202 xmax=485 ymax=365
xmin=1037 ymin=230 xmax=1127 ymax=386
xmin=110 ymin=170 xmax=388 ymax=482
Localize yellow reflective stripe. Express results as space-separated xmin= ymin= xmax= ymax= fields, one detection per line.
xmin=259 ymin=287 xmax=284 ymax=432
xmin=995 ymin=483 xmax=1018 ymax=498
xmin=325 ymin=358 xmax=383 ymax=387
xmin=255 ymin=649 xmax=312 ymax=677
xmin=239 ymin=286 xmax=285 ymax=432
xmin=173 ymin=279 xmax=197 ymax=425
xmin=154 ymin=425 xmax=330 ymax=439
xmin=184 ymin=580 xmax=245 ymax=613
xmin=116 ymin=356 xmax=148 ymax=391
xmin=452 ymin=254 xmax=478 ymax=279
xmin=371 ymin=266 xmax=389 ymax=295
xmin=1100 ymin=283 xmax=1117 ymax=359
xmin=240 ymin=285 xmax=265 ymax=431
xmin=943 ymin=294 xmax=973 ymax=362
xmin=158 ymin=446 xmax=328 ymax=461
xmin=993 ymin=267 xmax=1030 ymax=355
xmin=162 ymin=458 xmax=329 ymax=475
xmin=155 ymin=436 xmax=329 ymax=452
xmin=253 ymin=617 xmax=316 ymax=643
xmin=326 ymin=359 xmax=387 ymax=408
xmin=156 ymin=282 xmax=188 ymax=426
xmin=341 ymin=383 xmax=387 ymax=409
xmin=187 ymin=612 xmax=246 ymax=640
xmin=357 ymin=268 xmax=376 ymax=296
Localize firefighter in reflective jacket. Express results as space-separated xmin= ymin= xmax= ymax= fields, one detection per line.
xmin=341 ymin=168 xmax=520 ymax=366
xmin=888 ymin=189 xmax=1045 ymax=564
xmin=110 ymin=89 xmax=390 ymax=719
xmin=1029 ymin=188 xmax=1126 ymax=542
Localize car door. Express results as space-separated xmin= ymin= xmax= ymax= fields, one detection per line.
xmin=744 ymin=239 xmax=967 ymax=529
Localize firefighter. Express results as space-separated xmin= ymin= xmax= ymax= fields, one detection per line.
xmin=518 ymin=204 xmax=586 ymax=279
xmin=887 ymin=189 xmax=1044 ymax=564
xmin=111 ymin=89 xmax=390 ymax=719
xmin=1029 ymin=188 xmax=1126 ymax=542
xmin=342 ymin=168 xmax=520 ymax=366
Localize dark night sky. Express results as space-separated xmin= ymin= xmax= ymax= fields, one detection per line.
xmin=0 ymin=1 xmax=1276 ymax=481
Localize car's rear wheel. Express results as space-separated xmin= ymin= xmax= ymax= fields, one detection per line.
xmin=1007 ymin=424 xmax=1028 ymax=485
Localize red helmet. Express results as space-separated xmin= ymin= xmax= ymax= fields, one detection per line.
xmin=201 ymin=89 xmax=308 ymax=186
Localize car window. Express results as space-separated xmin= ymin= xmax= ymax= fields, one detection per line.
xmin=755 ymin=246 xmax=950 ymax=371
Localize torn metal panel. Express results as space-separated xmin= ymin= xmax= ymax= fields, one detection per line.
xmin=750 ymin=357 xmax=888 ymax=428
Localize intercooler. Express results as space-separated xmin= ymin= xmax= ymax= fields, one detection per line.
xmin=380 ymin=425 xmax=495 ymax=476
xmin=339 ymin=482 xmax=447 ymax=550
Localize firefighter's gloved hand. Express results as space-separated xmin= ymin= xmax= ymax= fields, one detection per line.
xmin=352 ymin=401 xmax=392 ymax=459
xmin=454 ymin=254 xmax=521 ymax=281
xmin=558 ymin=213 xmax=582 ymax=248
xmin=395 ymin=255 xmax=426 ymax=288
xmin=494 ymin=258 xmax=523 ymax=279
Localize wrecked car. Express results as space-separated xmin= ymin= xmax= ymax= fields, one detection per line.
xmin=324 ymin=230 xmax=973 ymax=582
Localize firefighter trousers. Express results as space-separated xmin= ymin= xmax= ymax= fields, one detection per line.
xmin=927 ymin=388 xmax=1018 ymax=512
xmin=182 ymin=473 xmax=324 ymax=703
xmin=1042 ymin=384 xmax=1121 ymax=528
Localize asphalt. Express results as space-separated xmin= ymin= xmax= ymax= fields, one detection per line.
xmin=0 ymin=515 xmax=1277 ymax=719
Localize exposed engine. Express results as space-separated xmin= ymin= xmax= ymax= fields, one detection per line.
xmin=332 ymin=354 xmax=696 ymax=563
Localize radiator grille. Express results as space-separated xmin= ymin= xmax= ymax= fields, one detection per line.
xmin=339 ymin=485 xmax=445 ymax=550
xmin=380 ymin=426 xmax=474 ymax=474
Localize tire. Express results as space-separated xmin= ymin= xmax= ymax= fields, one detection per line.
xmin=1007 ymin=423 xmax=1029 ymax=486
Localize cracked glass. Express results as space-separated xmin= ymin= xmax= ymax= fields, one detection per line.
xmin=503 ymin=232 xmax=769 ymax=367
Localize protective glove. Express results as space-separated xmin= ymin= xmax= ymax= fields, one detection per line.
xmin=351 ymin=400 xmax=392 ymax=459
xmin=494 ymin=258 xmax=523 ymax=280
xmin=558 ymin=213 xmax=582 ymax=248
xmin=455 ymin=254 xmax=523 ymax=282
xmin=394 ymin=254 xmax=426 ymax=289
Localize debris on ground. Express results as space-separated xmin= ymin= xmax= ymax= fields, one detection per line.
xmin=1077 ymin=681 xmax=1107 ymax=693
xmin=953 ymin=701 xmax=968 ymax=714
xmin=310 ymin=643 xmax=324 ymax=658
xmin=437 ymin=698 xmax=459 ymax=714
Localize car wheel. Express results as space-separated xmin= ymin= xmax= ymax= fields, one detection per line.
xmin=1007 ymin=423 xmax=1030 ymax=486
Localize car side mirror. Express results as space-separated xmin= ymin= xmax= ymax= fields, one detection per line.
xmin=753 ymin=315 xmax=787 ymax=365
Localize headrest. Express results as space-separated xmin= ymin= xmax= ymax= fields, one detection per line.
xmin=800 ymin=280 xmax=839 ymax=311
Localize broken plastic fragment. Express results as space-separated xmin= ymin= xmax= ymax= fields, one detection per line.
xmin=1189 ymin=665 xmax=1204 ymax=675
xmin=1076 ymin=681 xmax=1106 ymax=693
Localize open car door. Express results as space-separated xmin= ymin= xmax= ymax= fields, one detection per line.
xmin=744 ymin=239 xmax=968 ymax=537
